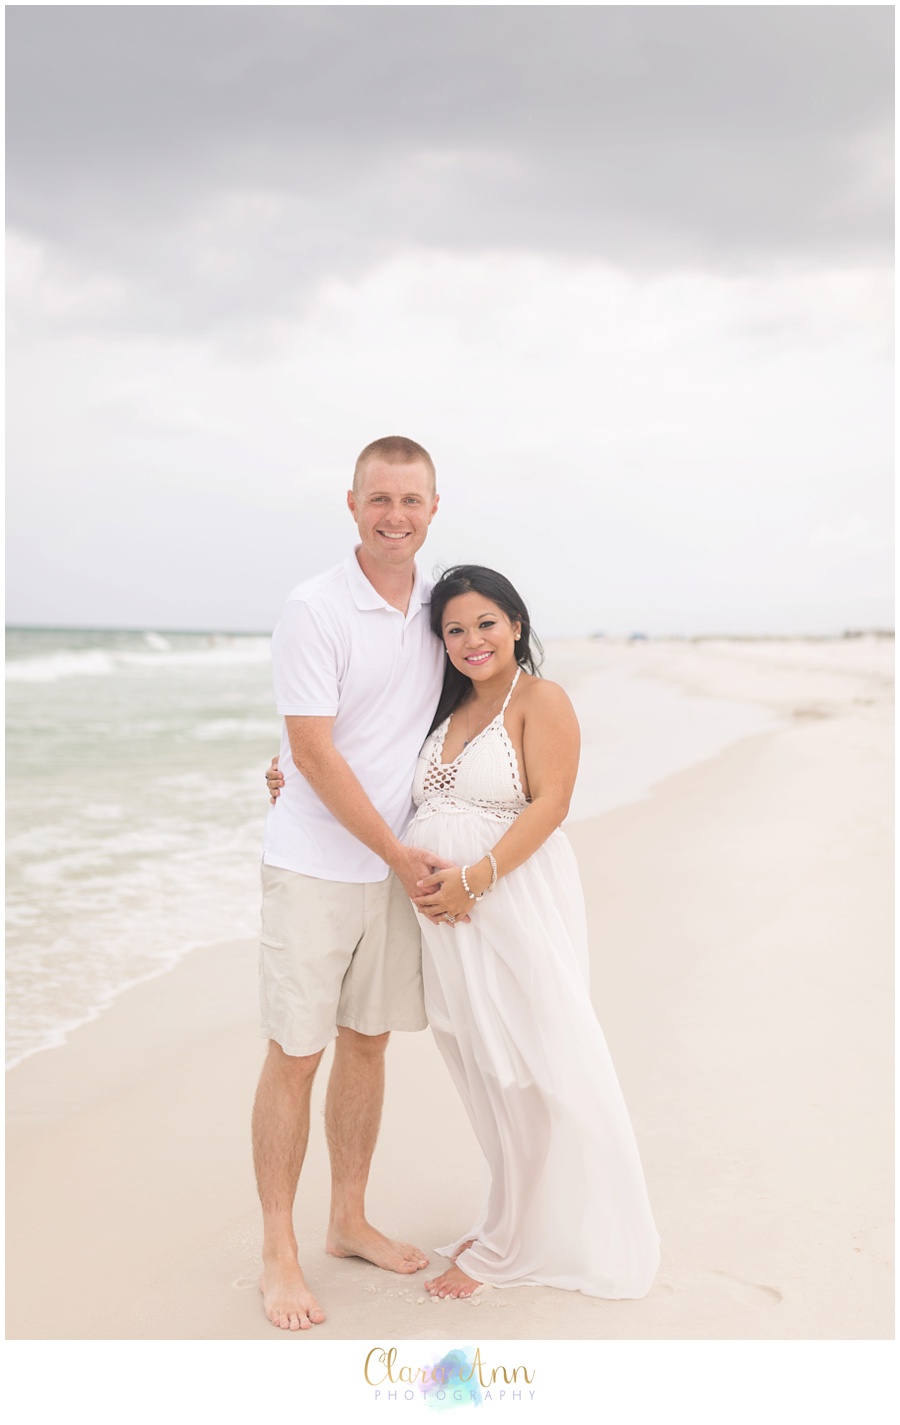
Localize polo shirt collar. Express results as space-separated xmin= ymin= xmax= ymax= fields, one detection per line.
xmin=344 ymin=548 xmax=431 ymax=616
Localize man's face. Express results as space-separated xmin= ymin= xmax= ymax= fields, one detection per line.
xmin=348 ymin=459 xmax=439 ymax=570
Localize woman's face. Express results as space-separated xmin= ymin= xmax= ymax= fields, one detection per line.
xmin=441 ymin=592 xmax=521 ymax=684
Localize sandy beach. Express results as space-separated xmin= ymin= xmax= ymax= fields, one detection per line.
xmin=6 ymin=637 xmax=892 ymax=1342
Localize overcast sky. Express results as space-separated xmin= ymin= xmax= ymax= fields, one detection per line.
xmin=6 ymin=4 xmax=894 ymax=636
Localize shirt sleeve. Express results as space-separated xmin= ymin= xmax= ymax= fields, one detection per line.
xmin=272 ymin=598 xmax=344 ymax=716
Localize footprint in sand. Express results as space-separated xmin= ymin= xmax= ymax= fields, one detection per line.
xmin=711 ymin=1271 xmax=782 ymax=1307
xmin=231 ymin=1274 xmax=258 ymax=1290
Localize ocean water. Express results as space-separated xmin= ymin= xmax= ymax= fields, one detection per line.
xmin=6 ymin=628 xmax=280 ymax=1067
xmin=6 ymin=628 xmax=776 ymax=1068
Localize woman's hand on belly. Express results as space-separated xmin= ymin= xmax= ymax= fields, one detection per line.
xmin=413 ymin=864 xmax=484 ymax=925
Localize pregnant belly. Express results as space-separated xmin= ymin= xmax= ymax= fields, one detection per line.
xmin=405 ymin=809 xmax=510 ymax=863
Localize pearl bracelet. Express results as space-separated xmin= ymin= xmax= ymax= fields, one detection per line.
xmin=460 ymin=865 xmax=483 ymax=902
xmin=461 ymin=854 xmax=498 ymax=902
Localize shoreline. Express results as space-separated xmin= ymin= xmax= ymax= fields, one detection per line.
xmin=6 ymin=672 xmax=892 ymax=1338
xmin=8 ymin=638 xmax=791 ymax=1072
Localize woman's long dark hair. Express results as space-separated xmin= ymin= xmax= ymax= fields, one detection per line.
xmin=428 ymin=565 xmax=543 ymax=734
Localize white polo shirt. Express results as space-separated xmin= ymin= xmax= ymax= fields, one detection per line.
xmin=262 ymin=549 xmax=445 ymax=882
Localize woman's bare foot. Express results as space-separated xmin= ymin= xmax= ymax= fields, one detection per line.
xmin=326 ymin=1220 xmax=428 ymax=1273
xmin=259 ymin=1255 xmax=326 ymax=1331
xmin=425 ymin=1263 xmax=482 ymax=1299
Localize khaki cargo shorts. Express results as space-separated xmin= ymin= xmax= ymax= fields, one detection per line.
xmin=259 ymin=863 xmax=427 ymax=1057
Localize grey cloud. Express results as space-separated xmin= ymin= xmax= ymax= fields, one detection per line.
xmin=6 ymin=5 xmax=893 ymax=339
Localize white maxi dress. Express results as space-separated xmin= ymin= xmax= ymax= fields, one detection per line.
xmin=405 ymin=670 xmax=660 ymax=1298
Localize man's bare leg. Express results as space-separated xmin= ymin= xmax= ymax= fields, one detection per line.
xmin=252 ymin=1039 xmax=327 ymax=1330
xmin=324 ymin=1027 xmax=428 ymax=1273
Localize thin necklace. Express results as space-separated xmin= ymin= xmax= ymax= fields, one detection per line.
xmin=461 ymin=672 xmax=517 ymax=746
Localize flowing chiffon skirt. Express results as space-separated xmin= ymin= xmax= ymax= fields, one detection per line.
xmin=405 ymin=810 xmax=660 ymax=1298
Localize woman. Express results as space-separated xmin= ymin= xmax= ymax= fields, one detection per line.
xmin=405 ymin=565 xmax=658 ymax=1300
xmin=270 ymin=565 xmax=659 ymax=1301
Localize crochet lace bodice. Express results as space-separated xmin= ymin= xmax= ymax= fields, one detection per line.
xmin=411 ymin=668 xmax=528 ymax=826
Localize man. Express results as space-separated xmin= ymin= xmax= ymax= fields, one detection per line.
xmin=253 ymin=435 xmax=453 ymax=1331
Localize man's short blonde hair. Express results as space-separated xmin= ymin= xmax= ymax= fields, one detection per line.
xmin=353 ymin=435 xmax=436 ymax=494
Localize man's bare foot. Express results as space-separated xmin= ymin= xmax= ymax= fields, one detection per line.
xmin=425 ymin=1263 xmax=482 ymax=1299
xmin=326 ymin=1221 xmax=428 ymax=1274
xmin=259 ymin=1255 xmax=326 ymax=1331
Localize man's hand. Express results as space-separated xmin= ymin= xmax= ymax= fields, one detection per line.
xmin=391 ymin=847 xmax=469 ymax=926
xmin=265 ymin=757 xmax=284 ymax=804
xmin=391 ymin=846 xmax=455 ymax=901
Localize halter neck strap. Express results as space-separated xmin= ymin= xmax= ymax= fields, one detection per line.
xmin=501 ymin=667 xmax=522 ymax=714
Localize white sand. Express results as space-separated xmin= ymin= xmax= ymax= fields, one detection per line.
xmin=6 ymin=638 xmax=892 ymax=1342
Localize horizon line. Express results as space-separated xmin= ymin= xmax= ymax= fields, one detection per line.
xmin=5 ymin=623 xmax=895 ymax=642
